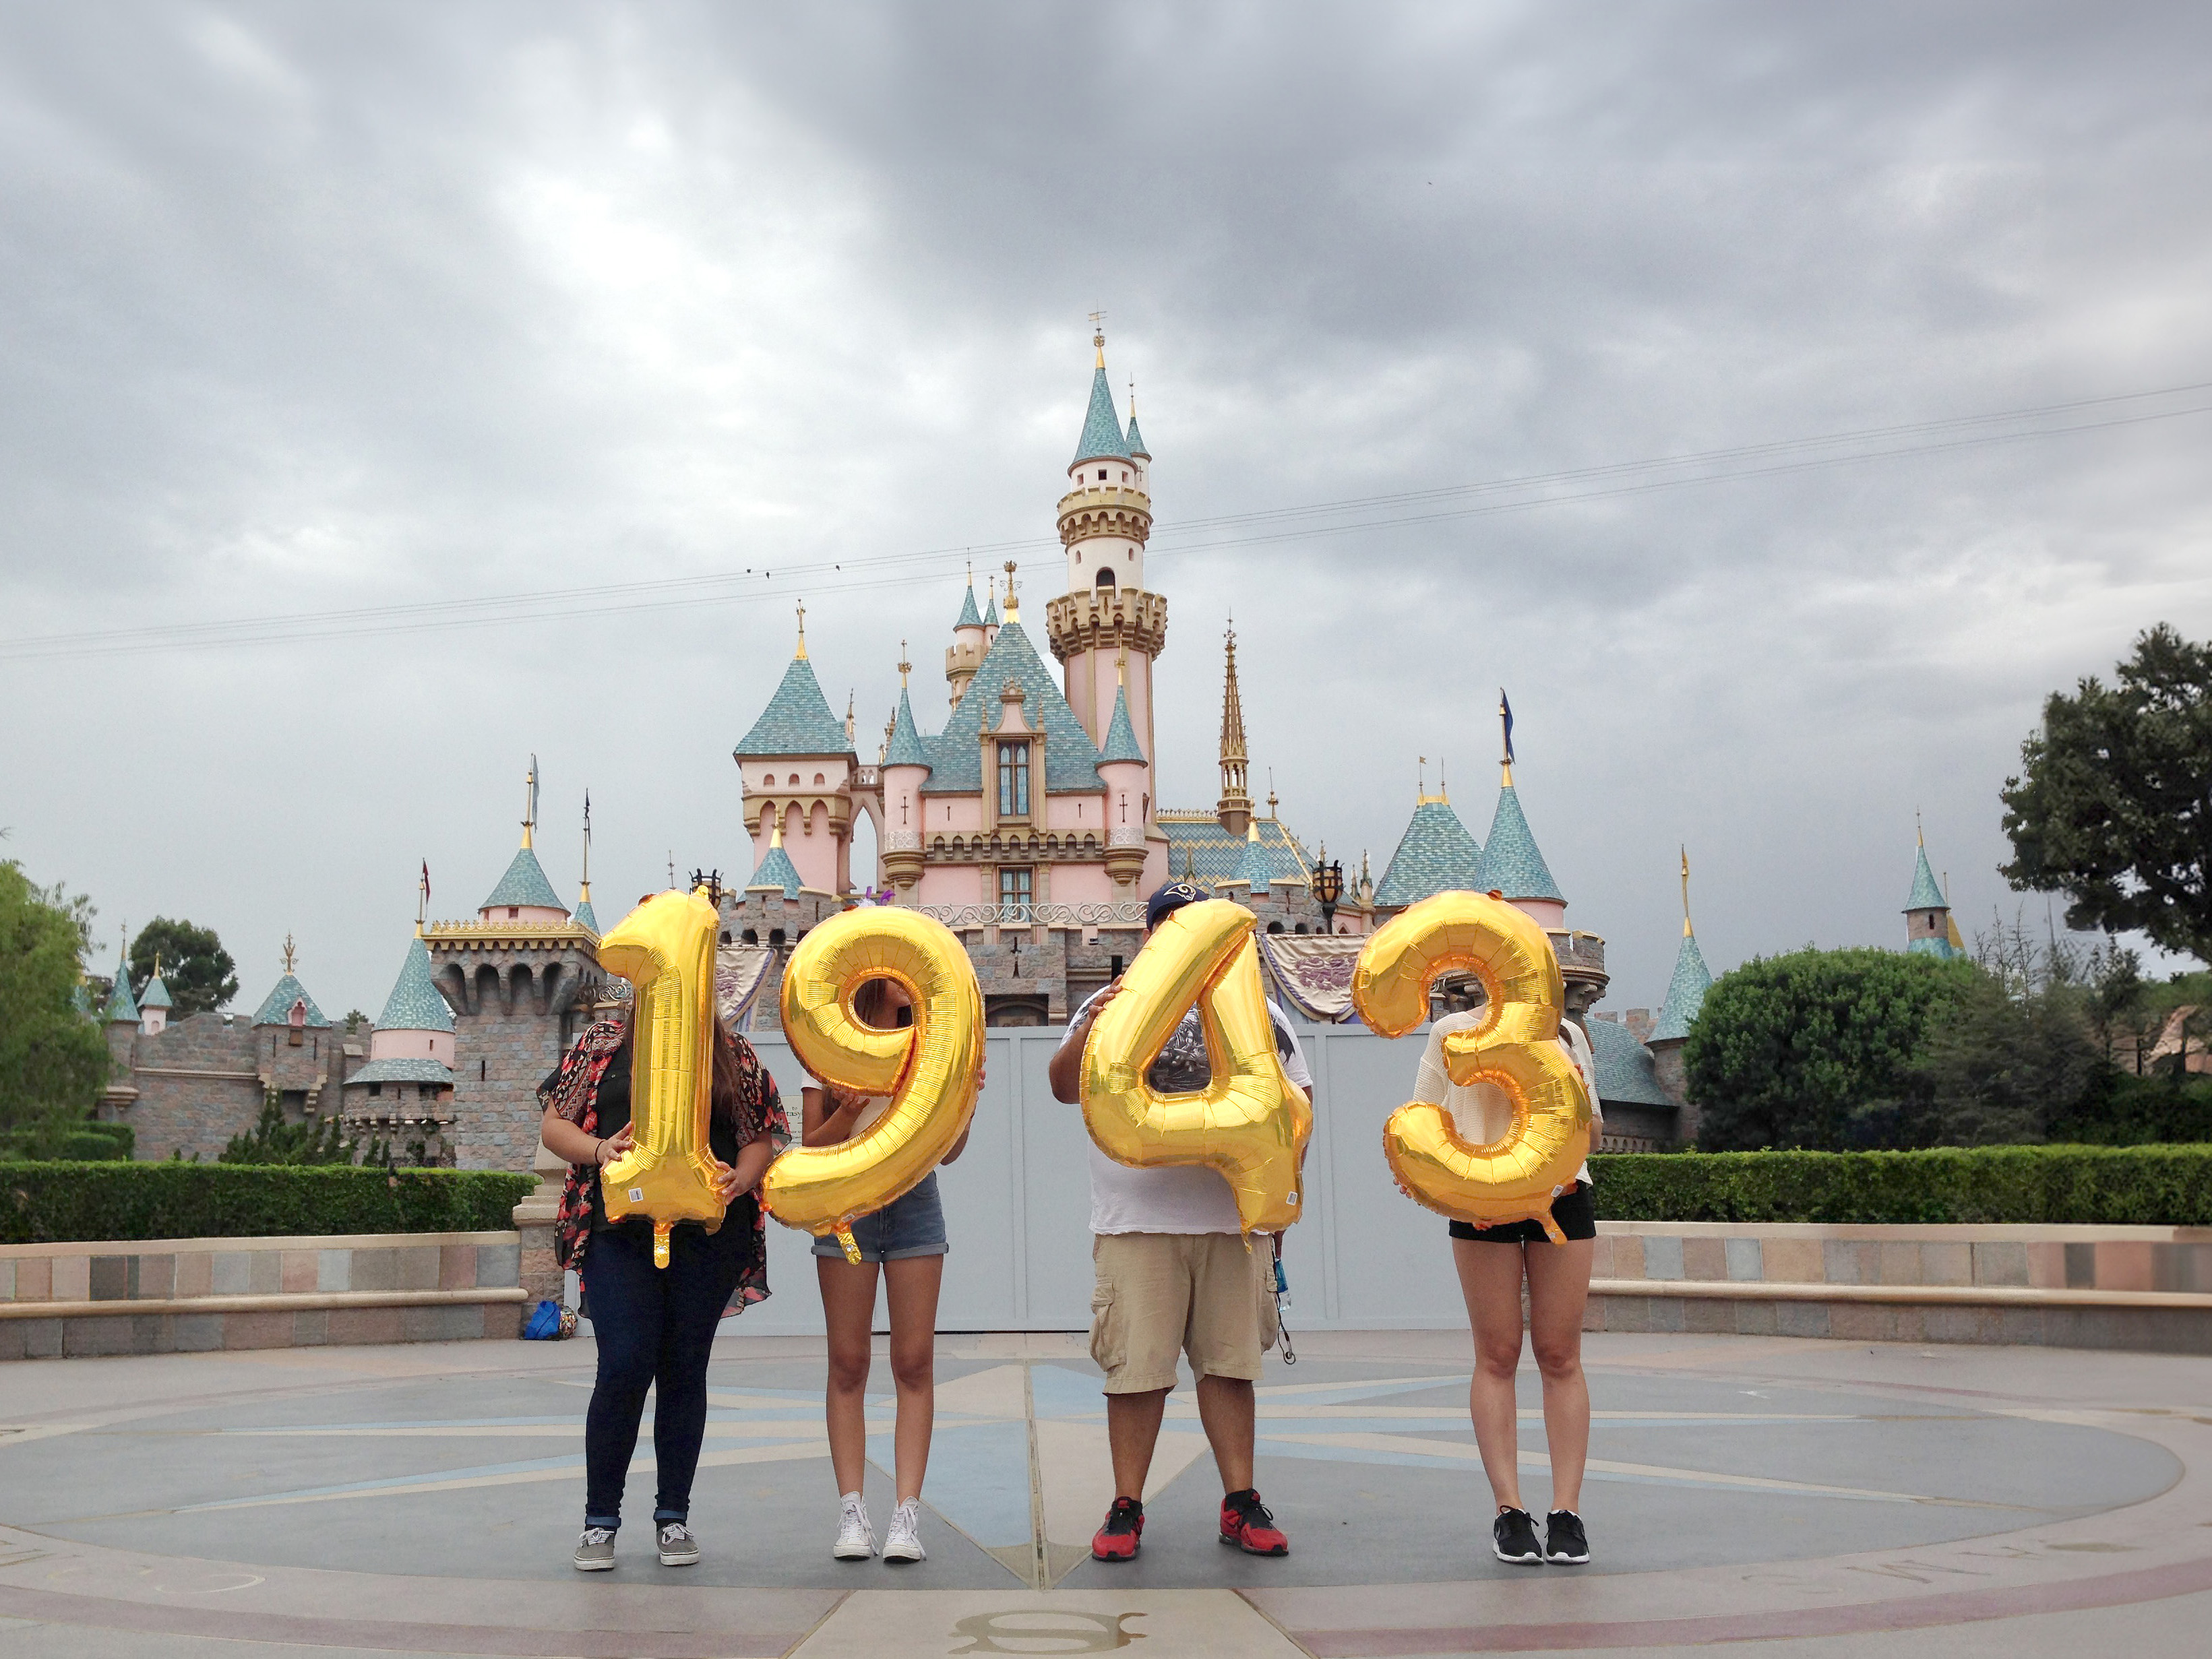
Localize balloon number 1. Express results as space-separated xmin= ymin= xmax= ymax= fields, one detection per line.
xmin=764 ymin=906 xmax=985 ymax=1264
xmin=594 ymin=887 xmax=729 ymax=1269
xmin=1351 ymin=891 xmax=1591 ymax=1244
xmin=1080 ymin=898 xmax=1312 ymax=1237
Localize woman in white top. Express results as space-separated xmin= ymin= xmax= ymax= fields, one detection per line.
xmin=801 ymin=977 xmax=972 ymax=1566
xmin=1410 ymin=995 xmax=1601 ymax=1569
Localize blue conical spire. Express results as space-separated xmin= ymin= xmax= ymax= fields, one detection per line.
xmin=1100 ymin=684 xmax=1146 ymax=764
xmin=1651 ymin=930 xmax=1713 ymax=1043
xmin=102 ymin=942 xmax=138 ymax=1024
xmin=1477 ymin=776 xmax=1565 ymax=904
xmin=956 ymin=582 xmax=983 ymax=629
xmin=886 ymin=687 xmax=932 ymax=771
xmin=1905 ymin=841 xmax=1946 ymax=912
xmin=1072 ymin=338 xmax=1131 ymax=467
xmin=377 ymin=935 xmax=455 ymax=1034
xmin=745 ymin=823 xmax=805 ymax=900
xmin=1124 ymin=390 xmax=1150 ymax=460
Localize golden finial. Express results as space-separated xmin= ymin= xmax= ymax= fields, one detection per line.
xmin=1088 ymin=309 xmax=1107 ymax=367
xmin=795 ymin=600 xmax=809 ymax=660
xmin=282 ymin=934 xmax=297 ymax=976
xmin=1267 ymin=769 xmax=1279 ymax=819
xmin=898 ymin=639 xmax=911 ymax=688
xmin=521 ymin=755 xmax=539 ymax=849
xmin=1116 ymin=645 xmax=1128 ymax=687
xmin=1438 ymin=758 xmax=1449 ymax=805
xmin=770 ymin=821 xmax=783 ymax=848
xmin=1680 ymin=846 xmax=1693 ymax=938
xmin=1916 ymin=807 xmax=1924 ymax=846
xmin=417 ymin=860 xmax=429 ymax=935
xmin=1417 ymin=755 xmax=1427 ymax=803
xmin=580 ymin=793 xmax=592 ymax=904
xmin=1002 ymin=559 xmax=1019 ymax=621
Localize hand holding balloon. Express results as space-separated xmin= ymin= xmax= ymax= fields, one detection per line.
xmin=1351 ymin=891 xmax=1591 ymax=1244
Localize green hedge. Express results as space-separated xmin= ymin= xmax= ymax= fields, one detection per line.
xmin=1589 ymin=1146 xmax=2212 ymax=1226
xmin=0 ymin=1121 xmax=133 ymax=1162
xmin=0 ymin=1163 xmax=540 ymax=1245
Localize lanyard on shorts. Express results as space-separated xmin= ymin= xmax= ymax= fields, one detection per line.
xmin=1271 ymin=1233 xmax=1297 ymax=1367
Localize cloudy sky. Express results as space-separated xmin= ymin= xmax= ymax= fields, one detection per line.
xmin=3 ymin=3 xmax=2207 ymax=1019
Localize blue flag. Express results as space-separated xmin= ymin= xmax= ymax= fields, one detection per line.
xmin=1499 ymin=689 xmax=1515 ymax=766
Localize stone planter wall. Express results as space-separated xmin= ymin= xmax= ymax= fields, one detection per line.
xmin=1589 ymin=1222 xmax=2212 ymax=1353
xmin=0 ymin=1230 xmax=528 ymax=1360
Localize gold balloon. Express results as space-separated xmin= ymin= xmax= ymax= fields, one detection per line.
xmin=764 ymin=905 xmax=984 ymax=1263
xmin=1351 ymin=891 xmax=1591 ymax=1243
xmin=595 ymin=887 xmax=728 ymax=1268
xmin=1080 ymin=898 xmax=1313 ymax=1237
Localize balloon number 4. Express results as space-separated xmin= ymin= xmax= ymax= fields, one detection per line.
xmin=594 ymin=887 xmax=731 ymax=1269
xmin=764 ymin=907 xmax=985 ymax=1263
xmin=1351 ymin=891 xmax=1591 ymax=1244
xmin=1080 ymin=899 xmax=1314 ymax=1237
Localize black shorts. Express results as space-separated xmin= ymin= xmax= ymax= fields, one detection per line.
xmin=1448 ymin=1181 xmax=1595 ymax=1245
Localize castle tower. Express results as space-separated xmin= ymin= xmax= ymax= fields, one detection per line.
xmin=1043 ymin=328 xmax=1167 ymax=886
xmin=946 ymin=573 xmax=989 ymax=712
xmin=735 ymin=606 xmax=861 ymax=898
xmin=1904 ymin=821 xmax=1960 ymax=958
xmin=426 ymin=760 xmax=600 ymax=1170
xmin=342 ymin=886 xmax=458 ymax=1158
xmin=1097 ymin=654 xmax=1150 ymax=894
xmin=1648 ymin=847 xmax=1715 ymax=1135
xmin=573 ymin=794 xmax=600 ymax=937
xmin=1216 ymin=623 xmax=1252 ymax=837
xmin=882 ymin=646 xmax=932 ymax=900
xmin=138 ymin=960 xmax=173 ymax=1036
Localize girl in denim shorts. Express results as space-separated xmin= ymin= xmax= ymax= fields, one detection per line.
xmin=801 ymin=976 xmax=971 ymax=1565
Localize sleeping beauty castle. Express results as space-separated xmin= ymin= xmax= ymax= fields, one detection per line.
xmin=94 ymin=336 xmax=1968 ymax=1166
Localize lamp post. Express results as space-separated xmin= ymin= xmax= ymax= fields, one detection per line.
xmin=1314 ymin=842 xmax=1345 ymax=933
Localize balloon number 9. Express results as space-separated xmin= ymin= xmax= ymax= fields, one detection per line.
xmin=764 ymin=906 xmax=985 ymax=1264
xmin=594 ymin=887 xmax=729 ymax=1268
xmin=1351 ymin=891 xmax=1591 ymax=1244
xmin=1080 ymin=898 xmax=1312 ymax=1237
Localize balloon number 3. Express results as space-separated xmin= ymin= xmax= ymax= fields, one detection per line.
xmin=1080 ymin=898 xmax=1313 ymax=1237
xmin=1351 ymin=891 xmax=1591 ymax=1244
xmin=594 ymin=887 xmax=729 ymax=1269
xmin=764 ymin=906 xmax=985 ymax=1264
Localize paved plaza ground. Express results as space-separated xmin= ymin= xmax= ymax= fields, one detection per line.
xmin=1 ymin=1325 xmax=2207 ymax=1656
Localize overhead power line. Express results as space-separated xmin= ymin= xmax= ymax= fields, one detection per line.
xmin=3 ymin=379 xmax=2207 ymax=662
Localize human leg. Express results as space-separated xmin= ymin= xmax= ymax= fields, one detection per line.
xmin=1193 ymin=1373 xmax=1256 ymax=1492
xmin=882 ymin=1253 xmax=945 ymax=1503
xmin=1452 ymin=1237 xmax=1531 ymax=1513
xmin=1524 ymin=1234 xmax=1595 ymax=1514
xmin=816 ymin=1253 xmax=882 ymax=1500
xmin=582 ymin=1228 xmax=664 ymax=1532
xmin=649 ymin=1224 xmax=745 ymax=1526
xmin=1106 ymin=1388 xmax=1169 ymax=1498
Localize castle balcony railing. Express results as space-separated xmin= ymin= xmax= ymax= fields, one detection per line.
xmin=884 ymin=830 xmax=922 ymax=852
xmin=852 ymin=767 xmax=880 ymax=791
xmin=1107 ymin=826 xmax=1146 ymax=847
xmin=919 ymin=901 xmax=1144 ymax=931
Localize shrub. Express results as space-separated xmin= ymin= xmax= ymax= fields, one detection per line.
xmin=1684 ymin=947 xmax=1975 ymax=1150
xmin=2049 ymin=1073 xmax=2212 ymax=1146
xmin=0 ymin=1162 xmax=539 ymax=1245
xmin=1589 ymin=1145 xmax=2212 ymax=1226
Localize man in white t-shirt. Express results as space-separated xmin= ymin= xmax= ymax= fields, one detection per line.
xmin=1047 ymin=881 xmax=1311 ymax=1563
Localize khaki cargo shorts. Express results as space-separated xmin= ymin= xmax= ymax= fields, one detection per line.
xmin=1088 ymin=1230 xmax=1279 ymax=1394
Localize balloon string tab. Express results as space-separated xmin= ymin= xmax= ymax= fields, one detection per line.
xmin=653 ymin=1220 xmax=673 ymax=1270
xmin=837 ymin=1226 xmax=861 ymax=1266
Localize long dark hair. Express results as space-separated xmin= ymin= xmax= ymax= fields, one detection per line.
xmin=615 ymin=1007 xmax=758 ymax=1137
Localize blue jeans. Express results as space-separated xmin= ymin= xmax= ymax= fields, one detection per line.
xmin=581 ymin=1214 xmax=749 ymax=1530
xmin=809 ymin=1171 xmax=948 ymax=1261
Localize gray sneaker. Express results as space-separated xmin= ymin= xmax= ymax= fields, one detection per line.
xmin=657 ymin=1521 xmax=701 ymax=1567
xmin=574 ymin=1526 xmax=617 ymax=1571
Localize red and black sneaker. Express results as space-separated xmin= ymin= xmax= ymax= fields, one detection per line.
xmin=1091 ymin=1496 xmax=1144 ymax=1561
xmin=1219 ymin=1489 xmax=1289 ymax=1556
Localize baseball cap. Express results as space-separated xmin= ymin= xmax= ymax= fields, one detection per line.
xmin=1145 ymin=881 xmax=1206 ymax=931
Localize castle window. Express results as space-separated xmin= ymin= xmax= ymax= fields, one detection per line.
xmin=999 ymin=866 xmax=1033 ymax=917
xmin=508 ymin=907 xmax=518 ymax=918
xmin=789 ymin=774 xmax=800 ymax=786
xmin=741 ymin=929 xmax=758 ymax=945
xmin=1097 ymin=468 xmax=1107 ymax=480
xmin=814 ymin=773 xmax=825 ymax=786
xmin=1266 ymin=922 xmax=1285 ymax=935
xmin=368 ymin=1082 xmax=382 ymax=1098
xmin=997 ymin=741 xmax=1031 ymax=817
xmin=1121 ymin=470 xmax=1128 ymax=482
xmin=769 ymin=928 xmax=787 ymax=947
xmin=1096 ymin=568 xmax=1115 ymax=588
xmin=719 ymin=931 xmax=731 ymax=945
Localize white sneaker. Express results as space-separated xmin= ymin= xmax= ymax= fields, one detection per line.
xmin=656 ymin=1521 xmax=700 ymax=1567
xmin=882 ymin=1499 xmax=925 ymax=1563
xmin=833 ymin=1493 xmax=875 ymax=1560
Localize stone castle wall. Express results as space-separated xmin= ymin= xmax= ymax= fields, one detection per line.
xmin=106 ymin=1011 xmax=365 ymax=1162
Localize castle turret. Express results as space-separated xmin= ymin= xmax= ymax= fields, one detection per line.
xmin=881 ymin=648 xmax=933 ymax=900
xmin=1904 ymin=824 xmax=1960 ymax=958
xmin=1097 ymin=659 xmax=1150 ymax=896
xmin=1045 ymin=328 xmax=1168 ymax=889
xmin=735 ymin=606 xmax=861 ymax=899
xmin=1475 ymin=697 xmax=1606 ymax=1013
xmin=1373 ymin=777 xmax=1484 ymax=918
xmin=1215 ymin=623 xmax=1253 ymax=838
xmin=138 ymin=962 xmax=173 ymax=1036
xmin=426 ymin=762 xmax=600 ymax=1169
xmin=343 ymin=918 xmax=458 ymax=1155
xmin=946 ymin=574 xmax=989 ymax=712
xmin=1648 ymin=848 xmax=1715 ymax=1137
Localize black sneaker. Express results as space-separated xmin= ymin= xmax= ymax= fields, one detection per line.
xmin=1492 ymin=1506 xmax=1542 ymax=1564
xmin=1544 ymin=1509 xmax=1589 ymax=1564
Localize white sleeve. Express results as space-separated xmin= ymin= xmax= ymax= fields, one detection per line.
xmin=1267 ymin=1003 xmax=1314 ymax=1094
xmin=1411 ymin=1022 xmax=1452 ymax=1106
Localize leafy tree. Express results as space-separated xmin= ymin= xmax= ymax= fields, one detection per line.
xmin=0 ymin=862 xmax=114 ymax=1150
xmin=219 ymin=1094 xmax=363 ymax=1166
xmin=129 ymin=917 xmax=238 ymax=1017
xmin=2001 ymin=624 xmax=2212 ymax=964
xmin=1684 ymin=947 xmax=1975 ymax=1150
